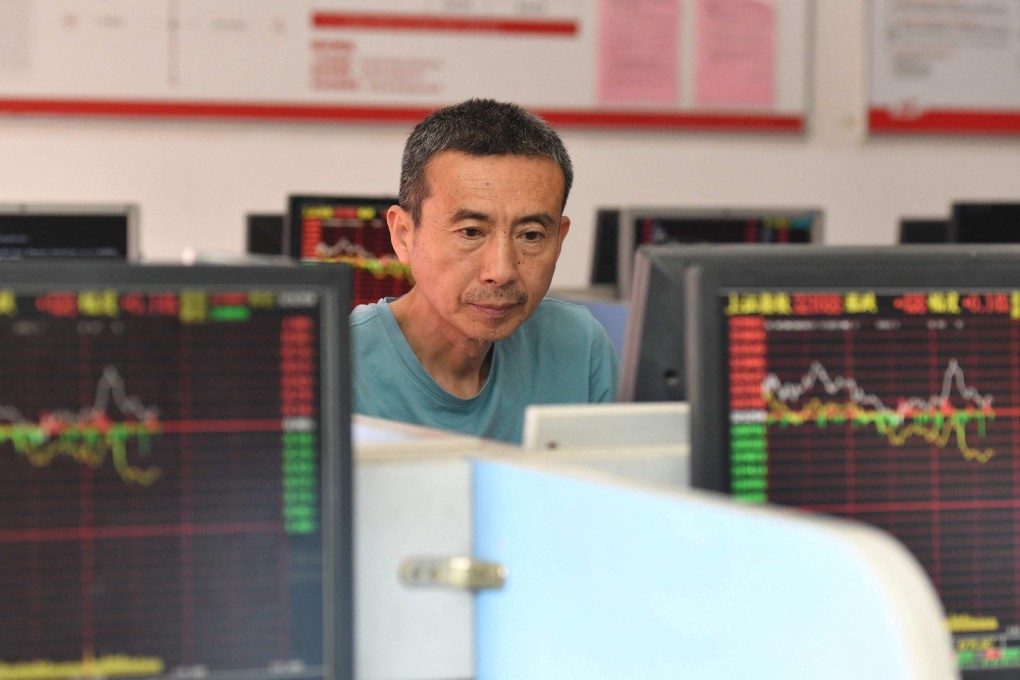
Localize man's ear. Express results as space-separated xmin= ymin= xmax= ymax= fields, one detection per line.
xmin=387 ymin=205 xmax=414 ymax=265
xmin=555 ymin=215 xmax=571 ymax=257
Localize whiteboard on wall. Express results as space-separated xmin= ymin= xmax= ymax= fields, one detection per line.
xmin=869 ymin=0 xmax=1020 ymax=135
xmin=0 ymin=0 xmax=810 ymax=132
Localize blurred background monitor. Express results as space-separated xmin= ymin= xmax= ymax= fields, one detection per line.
xmin=287 ymin=195 xmax=411 ymax=308
xmin=620 ymin=243 xmax=1020 ymax=404
xmin=246 ymin=212 xmax=286 ymax=255
xmin=0 ymin=203 xmax=139 ymax=261
xmin=683 ymin=251 xmax=1020 ymax=677
xmin=0 ymin=261 xmax=353 ymax=679
xmin=608 ymin=207 xmax=822 ymax=298
xmin=951 ymin=202 xmax=1020 ymax=243
xmin=898 ymin=217 xmax=951 ymax=244
xmin=589 ymin=208 xmax=622 ymax=288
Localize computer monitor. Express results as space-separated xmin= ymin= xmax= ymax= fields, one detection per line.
xmin=0 ymin=203 xmax=139 ymax=261
xmin=899 ymin=218 xmax=951 ymax=244
xmin=0 ymin=261 xmax=353 ymax=679
xmin=287 ymin=195 xmax=412 ymax=308
xmin=683 ymin=251 xmax=1020 ymax=676
xmin=589 ymin=208 xmax=621 ymax=287
xmin=246 ymin=213 xmax=286 ymax=256
xmin=619 ymin=243 xmax=1013 ymax=403
xmin=613 ymin=207 xmax=822 ymax=298
xmin=952 ymin=202 xmax=1020 ymax=243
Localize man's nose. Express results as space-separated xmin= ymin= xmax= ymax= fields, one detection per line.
xmin=479 ymin=235 xmax=518 ymax=285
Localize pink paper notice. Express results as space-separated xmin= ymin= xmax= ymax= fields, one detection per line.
xmin=597 ymin=0 xmax=680 ymax=105
xmin=695 ymin=0 xmax=776 ymax=107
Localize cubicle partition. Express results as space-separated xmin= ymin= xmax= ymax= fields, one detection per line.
xmin=355 ymin=416 xmax=956 ymax=680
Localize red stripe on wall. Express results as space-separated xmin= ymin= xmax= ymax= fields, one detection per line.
xmin=0 ymin=97 xmax=804 ymax=132
xmin=540 ymin=109 xmax=804 ymax=132
xmin=870 ymin=107 xmax=1020 ymax=135
xmin=0 ymin=98 xmax=435 ymax=123
xmin=312 ymin=12 xmax=578 ymax=36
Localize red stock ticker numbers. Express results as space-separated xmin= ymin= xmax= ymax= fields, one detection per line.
xmin=721 ymin=287 xmax=1020 ymax=672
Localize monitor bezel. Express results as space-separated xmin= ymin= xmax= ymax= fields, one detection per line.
xmin=0 ymin=261 xmax=354 ymax=680
xmin=614 ymin=206 xmax=824 ymax=299
xmin=0 ymin=202 xmax=141 ymax=261
xmin=620 ymin=243 xmax=1020 ymax=404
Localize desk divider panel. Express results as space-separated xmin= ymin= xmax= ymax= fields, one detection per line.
xmin=471 ymin=458 xmax=955 ymax=680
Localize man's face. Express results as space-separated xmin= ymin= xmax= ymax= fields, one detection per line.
xmin=390 ymin=151 xmax=570 ymax=344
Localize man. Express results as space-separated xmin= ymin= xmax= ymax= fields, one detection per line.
xmin=351 ymin=98 xmax=618 ymax=443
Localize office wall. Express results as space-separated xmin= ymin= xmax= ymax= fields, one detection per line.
xmin=1 ymin=3 xmax=1018 ymax=288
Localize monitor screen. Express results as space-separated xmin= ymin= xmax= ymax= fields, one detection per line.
xmin=684 ymin=252 xmax=1020 ymax=677
xmin=0 ymin=262 xmax=353 ymax=680
xmin=0 ymin=204 xmax=139 ymax=261
xmin=287 ymin=195 xmax=412 ymax=308
xmin=614 ymin=207 xmax=822 ymax=298
xmin=952 ymin=202 xmax=1020 ymax=244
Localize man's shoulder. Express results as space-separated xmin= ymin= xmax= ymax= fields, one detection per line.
xmin=349 ymin=300 xmax=389 ymax=328
xmin=517 ymin=297 xmax=605 ymax=343
xmin=531 ymin=297 xmax=600 ymax=325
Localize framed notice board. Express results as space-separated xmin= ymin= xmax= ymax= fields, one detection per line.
xmin=869 ymin=0 xmax=1020 ymax=135
xmin=0 ymin=0 xmax=811 ymax=132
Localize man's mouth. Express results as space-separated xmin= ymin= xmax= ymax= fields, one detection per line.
xmin=471 ymin=302 xmax=517 ymax=318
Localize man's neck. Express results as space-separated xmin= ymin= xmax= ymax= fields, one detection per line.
xmin=390 ymin=295 xmax=493 ymax=399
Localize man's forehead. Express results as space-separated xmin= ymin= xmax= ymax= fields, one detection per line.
xmin=425 ymin=150 xmax=561 ymax=176
xmin=423 ymin=151 xmax=565 ymax=202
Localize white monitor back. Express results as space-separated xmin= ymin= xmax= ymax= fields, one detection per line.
xmin=521 ymin=402 xmax=690 ymax=487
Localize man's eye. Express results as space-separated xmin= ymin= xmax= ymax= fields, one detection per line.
xmin=461 ymin=227 xmax=482 ymax=238
xmin=521 ymin=230 xmax=545 ymax=242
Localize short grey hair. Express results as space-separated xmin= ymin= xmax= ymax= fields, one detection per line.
xmin=398 ymin=98 xmax=573 ymax=225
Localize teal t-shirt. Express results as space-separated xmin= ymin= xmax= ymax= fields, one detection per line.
xmin=350 ymin=297 xmax=619 ymax=443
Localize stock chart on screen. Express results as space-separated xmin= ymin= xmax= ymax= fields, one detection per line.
xmin=687 ymin=258 xmax=1020 ymax=676
xmin=287 ymin=195 xmax=412 ymax=307
xmin=0 ymin=263 xmax=351 ymax=680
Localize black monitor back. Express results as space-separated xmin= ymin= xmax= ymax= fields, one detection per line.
xmin=246 ymin=213 xmax=286 ymax=255
xmin=589 ymin=208 xmax=621 ymax=287
xmin=0 ymin=203 xmax=139 ymax=261
xmin=952 ymin=202 xmax=1020 ymax=243
xmin=899 ymin=218 xmax=951 ymax=244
